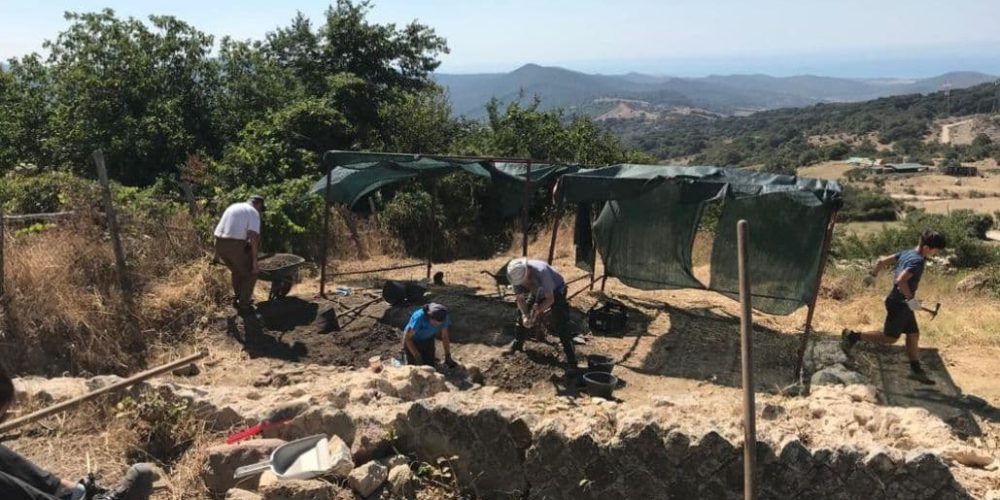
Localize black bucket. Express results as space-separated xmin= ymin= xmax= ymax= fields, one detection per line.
xmin=586 ymin=354 xmax=615 ymax=374
xmin=583 ymin=371 xmax=618 ymax=399
xmin=382 ymin=281 xmax=428 ymax=306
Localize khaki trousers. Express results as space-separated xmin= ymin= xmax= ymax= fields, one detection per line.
xmin=215 ymin=237 xmax=256 ymax=307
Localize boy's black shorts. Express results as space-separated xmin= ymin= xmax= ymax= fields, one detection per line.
xmin=883 ymin=298 xmax=919 ymax=338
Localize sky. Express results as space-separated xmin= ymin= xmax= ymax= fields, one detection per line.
xmin=3 ymin=0 xmax=1000 ymax=77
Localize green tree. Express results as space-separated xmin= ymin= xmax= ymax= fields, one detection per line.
xmin=0 ymin=55 xmax=55 ymax=170
xmin=44 ymin=10 xmax=218 ymax=184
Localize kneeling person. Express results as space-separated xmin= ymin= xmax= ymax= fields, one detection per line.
xmin=402 ymin=303 xmax=456 ymax=368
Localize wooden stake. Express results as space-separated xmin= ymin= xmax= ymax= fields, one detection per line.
xmin=737 ymin=219 xmax=756 ymax=500
xmin=0 ymin=351 xmax=208 ymax=434
xmin=0 ymin=205 xmax=5 ymax=299
xmin=93 ymin=150 xmax=133 ymax=299
xmin=180 ymin=181 xmax=197 ymax=217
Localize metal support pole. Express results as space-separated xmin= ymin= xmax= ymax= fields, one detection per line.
xmin=547 ymin=202 xmax=563 ymax=264
xmin=427 ymin=186 xmax=437 ymax=281
xmin=319 ymin=166 xmax=332 ymax=297
xmin=93 ymin=151 xmax=133 ymax=301
xmin=737 ymin=219 xmax=756 ymax=500
xmin=0 ymin=351 xmax=208 ymax=434
xmin=796 ymin=209 xmax=838 ymax=380
xmin=521 ymin=160 xmax=532 ymax=257
xmin=600 ymin=275 xmax=608 ymax=292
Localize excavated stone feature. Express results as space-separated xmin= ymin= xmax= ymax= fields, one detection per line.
xmin=12 ymin=366 xmax=987 ymax=499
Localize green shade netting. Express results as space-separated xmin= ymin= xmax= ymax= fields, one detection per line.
xmin=308 ymin=151 xmax=579 ymax=218
xmin=592 ymin=181 xmax=724 ymax=290
xmin=562 ymin=164 xmax=842 ymax=315
xmin=708 ymin=190 xmax=833 ymax=315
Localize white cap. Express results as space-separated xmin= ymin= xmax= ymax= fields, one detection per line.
xmin=507 ymin=257 xmax=528 ymax=286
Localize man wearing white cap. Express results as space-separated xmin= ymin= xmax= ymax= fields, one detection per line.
xmin=503 ymin=257 xmax=576 ymax=369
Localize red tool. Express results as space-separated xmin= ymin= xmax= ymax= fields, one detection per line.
xmin=225 ymin=405 xmax=302 ymax=444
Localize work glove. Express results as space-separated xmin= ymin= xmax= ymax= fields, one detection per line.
xmin=444 ymin=354 xmax=457 ymax=369
xmin=906 ymin=298 xmax=922 ymax=311
xmin=522 ymin=314 xmax=535 ymax=328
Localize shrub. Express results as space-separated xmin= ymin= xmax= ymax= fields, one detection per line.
xmin=837 ymin=185 xmax=898 ymax=222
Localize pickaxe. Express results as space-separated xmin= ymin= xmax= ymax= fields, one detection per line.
xmin=919 ymin=302 xmax=941 ymax=321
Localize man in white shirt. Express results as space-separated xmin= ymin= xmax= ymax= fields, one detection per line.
xmin=214 ymin=196 xmax=264 ymax=315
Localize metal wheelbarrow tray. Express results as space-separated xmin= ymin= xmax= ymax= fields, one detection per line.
xmin=257 ymin=253 xmax=308 ymax=299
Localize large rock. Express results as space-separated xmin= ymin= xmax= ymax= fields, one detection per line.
xmin=351 ymin=423 xmax=392 ymax=464
xmin=225 ymin=489 xmax=263 ymax=500
xmin=327 ymin=435 xmax=355 ymax=478
xmin=387 ymin=465 xmax=415 ymax=499
xmin=957 ymin=272 xmax=990 ymax=292
xmin=803 ymin=340 xmax=848 ymax=373
xmin=811 ymin=363 xmax=867 ymax=387
xmin=201 ymin=439 xmax=286 ymax=494
xmin=260 ymin=479 xmax=339 ymax=500
xmin=12 ymin=376 xmax=89 ymax=404
xmin=347 ymin=461 xmax=388 ymax=498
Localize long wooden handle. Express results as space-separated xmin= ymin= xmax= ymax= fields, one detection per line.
xmin=0 ymin=351 xmax=208 ymax=433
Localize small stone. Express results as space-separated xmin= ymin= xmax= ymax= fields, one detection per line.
xmin=258 ymin=471 xmax=279 ymax=489
xmin=260 ymin=479 xmax=338 ymax=500
xmin=225 ymin=488 xmax=262 ymax=500
xmin=761 ymin=403 xmax=785 ymax=420
xmin=327 ymin=435 xmax=355 ymax=478
xmin=943 ymin=447 xmax=994 ymax=468
xmin=864 ymin=448 xmax=897 ymax=474
xmin=387 ymin=465 xmax=415 ymax=498
xmin=652 ymin=396 xmax=675 ymax=408
xmin=383 ymin=454 xmax=409 ymax=470
xmin=348 ymin=462 xmax=388 ymax=498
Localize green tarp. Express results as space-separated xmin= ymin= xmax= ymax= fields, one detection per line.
xmin=561 ymin=164 xmax=842 ymax=315
xmin=309 ymin=151 xmax=579 ymax=217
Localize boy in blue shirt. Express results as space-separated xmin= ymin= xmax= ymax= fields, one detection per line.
xmin=842 ymin=230 xmax=947 ymax=385
xmin=402 ymin=303 xmax=456 ymax=368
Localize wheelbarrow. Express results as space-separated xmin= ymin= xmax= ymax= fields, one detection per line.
xmin=257 ymin=253 xmax=308 ymax=300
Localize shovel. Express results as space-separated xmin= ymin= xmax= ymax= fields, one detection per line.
xmin=233 ymin=434 xmax=332 ymax=481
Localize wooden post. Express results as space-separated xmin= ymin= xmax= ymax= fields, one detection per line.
xmin=93 ymin=150 xmax=133 ymax=298
xmin=180 ymin=181 xmax=197 ymax=217
xmin=521 ymin=160 xmax=532 ymax=257
xmin=0 ymin=207 xmax=5 ymax=299
xmin=0 ymin=351 xmax=208 ymax=434
xmin=737 ymin=219 xmax=756 ymax=500
xmin=797 ymin=209 xmax=839 ymax=380
xmin=319 ymin=166 xmax=332 ymax=298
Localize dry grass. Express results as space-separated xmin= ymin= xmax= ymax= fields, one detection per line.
xmin=0 ymin=210 xmax=228 ymax=376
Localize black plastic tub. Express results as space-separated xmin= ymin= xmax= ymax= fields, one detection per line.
xmin=382 ymin=281 xmax=427 ymax=306
xmin=583 ymin=371 xmax=618 ymax=399
xmin=586 ymin=354 xmax=615 ymax=374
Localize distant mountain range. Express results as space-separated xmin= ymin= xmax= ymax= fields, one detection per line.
xmin=434 ymin=64 xmax=998 ymax=119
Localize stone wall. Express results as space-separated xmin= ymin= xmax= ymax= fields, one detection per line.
xmin=393 ymin=392 xmax=972 ymax=500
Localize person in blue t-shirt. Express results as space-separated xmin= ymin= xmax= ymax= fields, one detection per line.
xmin=402 ymin=303 xmax=456 ymax=368
xmin=842 ymin=230 xmax=946 ymax=385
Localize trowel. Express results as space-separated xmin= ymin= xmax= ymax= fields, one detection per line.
xmin=233 ymin=434 xmax=332 ymax=481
